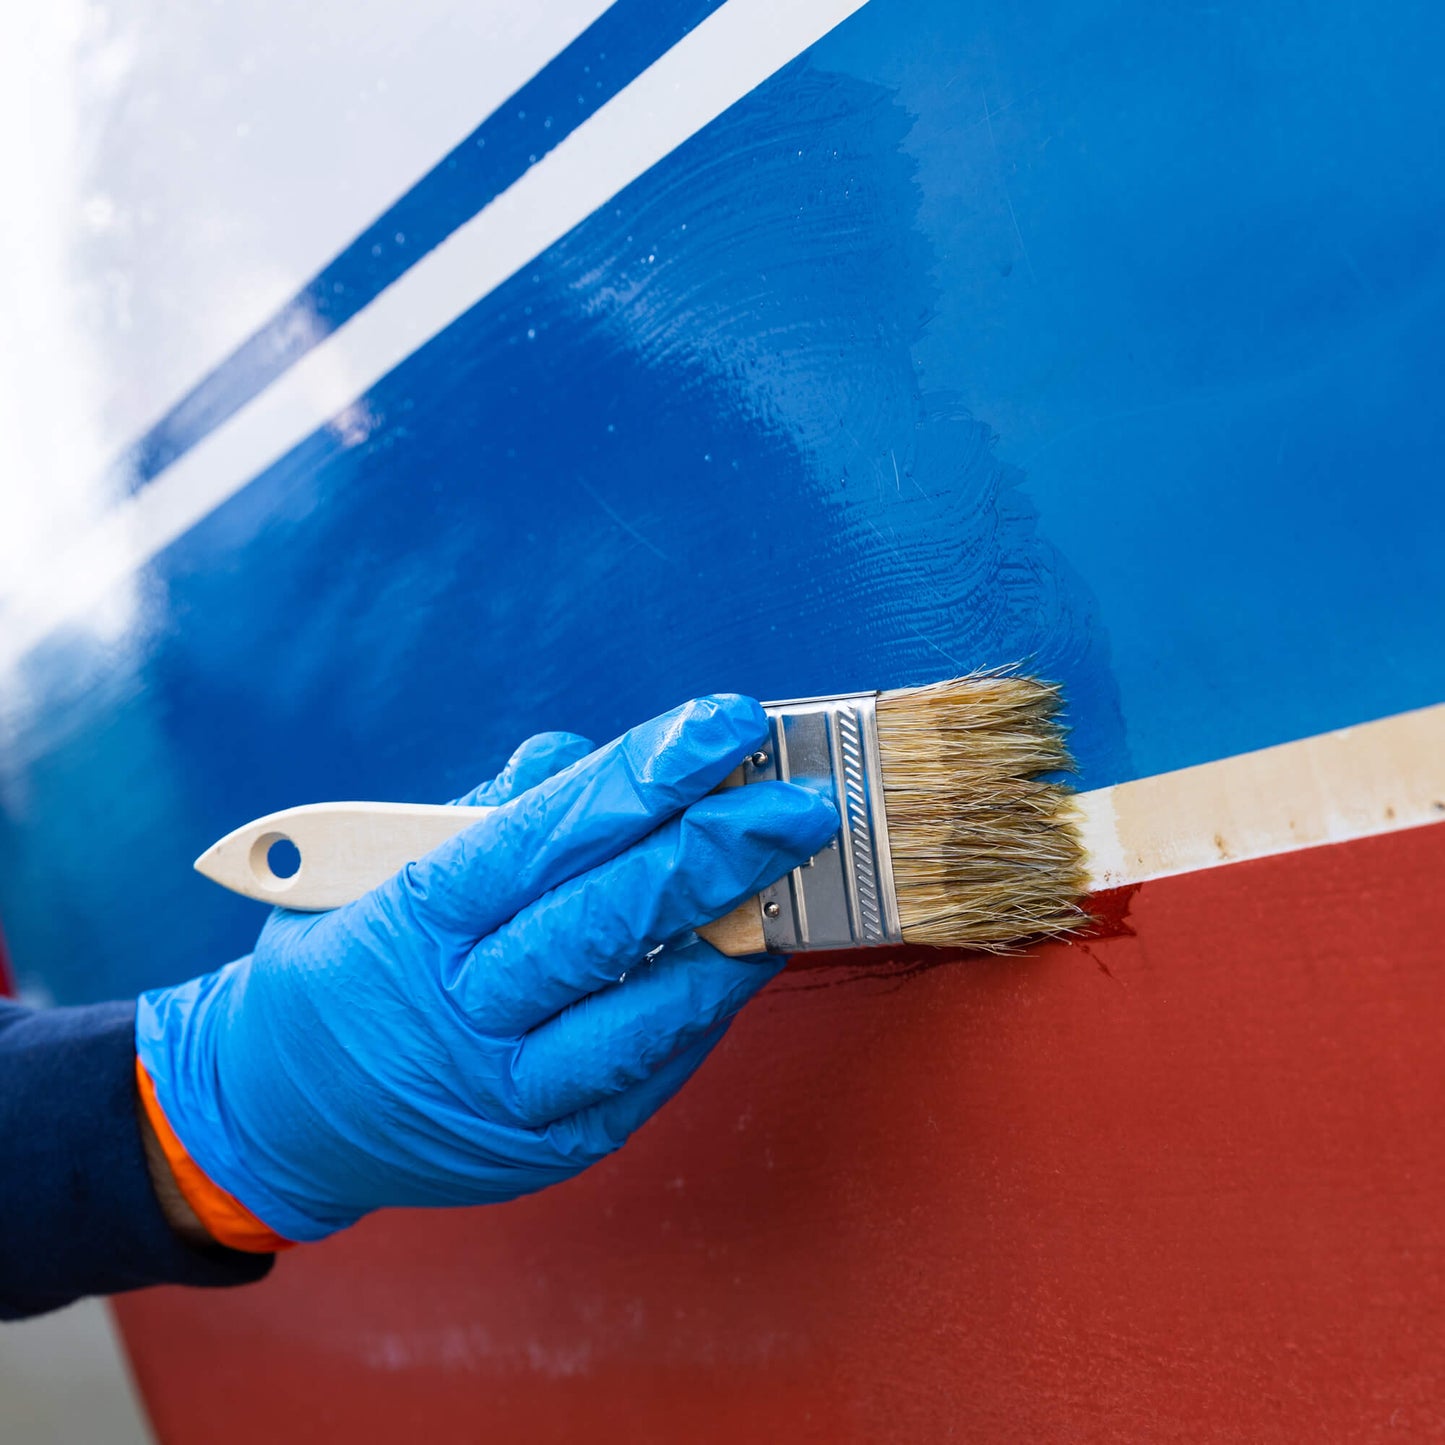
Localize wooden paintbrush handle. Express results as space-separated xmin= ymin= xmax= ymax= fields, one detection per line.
xmin=696 ymin=903 xmax=767 ymax=956
xmin=195 ymin=799 xmax=773 ymax=956
xmin=694 ymin=763 xmax=770 ymax=954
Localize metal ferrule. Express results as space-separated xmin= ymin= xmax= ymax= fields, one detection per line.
xmin=746 ymin=691 xmax=903 ymax=952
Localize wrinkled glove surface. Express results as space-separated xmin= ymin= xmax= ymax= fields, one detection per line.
xmin=136 ymin=695 xmax=836 ymax=1242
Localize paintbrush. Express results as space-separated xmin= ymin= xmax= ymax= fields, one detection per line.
xmin=194 ymin=676 xmax=1092 ymax=954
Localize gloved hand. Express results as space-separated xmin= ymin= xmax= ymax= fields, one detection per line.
xmin=136 ymin=695 xmax=836 ymax=1244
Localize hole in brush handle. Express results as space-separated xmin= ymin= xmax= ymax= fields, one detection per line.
xmin=248 ymin=831 xmax=302 ymax=895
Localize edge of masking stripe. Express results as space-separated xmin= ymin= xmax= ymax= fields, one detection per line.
xmin=0 ymin=0 xmax=870 ymax=670
xmin=1076 ymin=702 xmax=1445 ymax=891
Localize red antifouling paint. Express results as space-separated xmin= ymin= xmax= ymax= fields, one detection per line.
xmin=118 ymin=823 xmax=1445 ymax=1444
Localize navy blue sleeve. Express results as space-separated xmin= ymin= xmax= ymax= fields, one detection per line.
xmin=0 ymin=997 xmax=273 ymax=1320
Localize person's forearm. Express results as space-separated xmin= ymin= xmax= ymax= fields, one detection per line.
xmin=136 ymin=1091 xmax=214 ymax=1249
xmin=0 ymin=997 xmax=272 ymax=1320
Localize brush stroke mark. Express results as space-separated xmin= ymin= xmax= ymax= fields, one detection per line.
xmin=776 ymin=943 xmax=1035 ymax=993
xmin=775 ymin=880 xmax=1142 ymax=990
xmin=539 ymin=61 xmax=1125 ymax=769
xmin=0 ymin=60 xmax=1120 ymax=1004
xmin=816 ymin=0 xmax=1445 ymax=780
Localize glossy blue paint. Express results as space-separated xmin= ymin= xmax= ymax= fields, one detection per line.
xmin=815 ymin=0 xmax=1445 ymax=778
xmin=1 ymin=0 xmax=1442 ymax=1007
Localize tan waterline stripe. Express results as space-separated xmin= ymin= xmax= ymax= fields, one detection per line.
xmin=1076 ymin=702 xmax=1445 ymax=891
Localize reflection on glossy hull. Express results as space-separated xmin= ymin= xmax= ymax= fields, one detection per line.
xmin=2 ymin=0 xmax=1443 ymax=1437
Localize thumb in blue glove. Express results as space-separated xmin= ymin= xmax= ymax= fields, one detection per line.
xmin=136 ymin=695 xmax=837 ymax=1245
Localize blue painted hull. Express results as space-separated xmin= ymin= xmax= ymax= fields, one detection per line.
xmin=1 ymin=1 xmax=1443 ymax=1435
xmin=4 ymin=0 xmax=1441 ymax=1005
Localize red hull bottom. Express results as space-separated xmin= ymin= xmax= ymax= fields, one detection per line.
xmin=118 ymin=822 xmax=1445 ymax=1442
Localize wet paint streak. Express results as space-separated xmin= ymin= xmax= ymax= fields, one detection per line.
xmin=115 ymin=0 xmax=732 ymax=493
xmin=0 ymin=58 xmax=1121 ymax=1004
xmin=1076 ymin=883 xmax=1139 ymax=941
xmin=778 ymin=882 xmax=1137 ymax=986
xmin=115 ymin=820 xmax=1445 ymax=1442
xmin=532 ymin=61 xmax=1127 ymax=759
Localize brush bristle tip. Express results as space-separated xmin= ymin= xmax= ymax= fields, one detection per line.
xmin=877 ymin=672 xmax=1090 ymax=952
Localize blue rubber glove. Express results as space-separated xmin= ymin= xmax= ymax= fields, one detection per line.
xmin=136 ymin=696 xmax=836 ymax=1244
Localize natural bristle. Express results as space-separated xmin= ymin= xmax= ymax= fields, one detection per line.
xmin=876 ymin=673 xmax=1090 ymax=951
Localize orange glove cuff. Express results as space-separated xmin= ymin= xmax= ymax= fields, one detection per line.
xmin=135 ymin=1058 xmax=295 ymax=1254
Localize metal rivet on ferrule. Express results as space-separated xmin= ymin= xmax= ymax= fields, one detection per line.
xmin=763 ymin=901 xmax=781 ymax=918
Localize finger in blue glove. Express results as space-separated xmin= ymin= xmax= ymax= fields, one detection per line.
xmin=392 ymin=693 xmax=776 ymax=939
xmin=449 ymin=730 xmax=593 ymax=808
xmin=136 ymin=695 xmax=838 ymax=1244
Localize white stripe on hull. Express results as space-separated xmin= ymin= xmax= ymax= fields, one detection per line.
xmin=0 ymin=0 xmax=872 ymax=672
